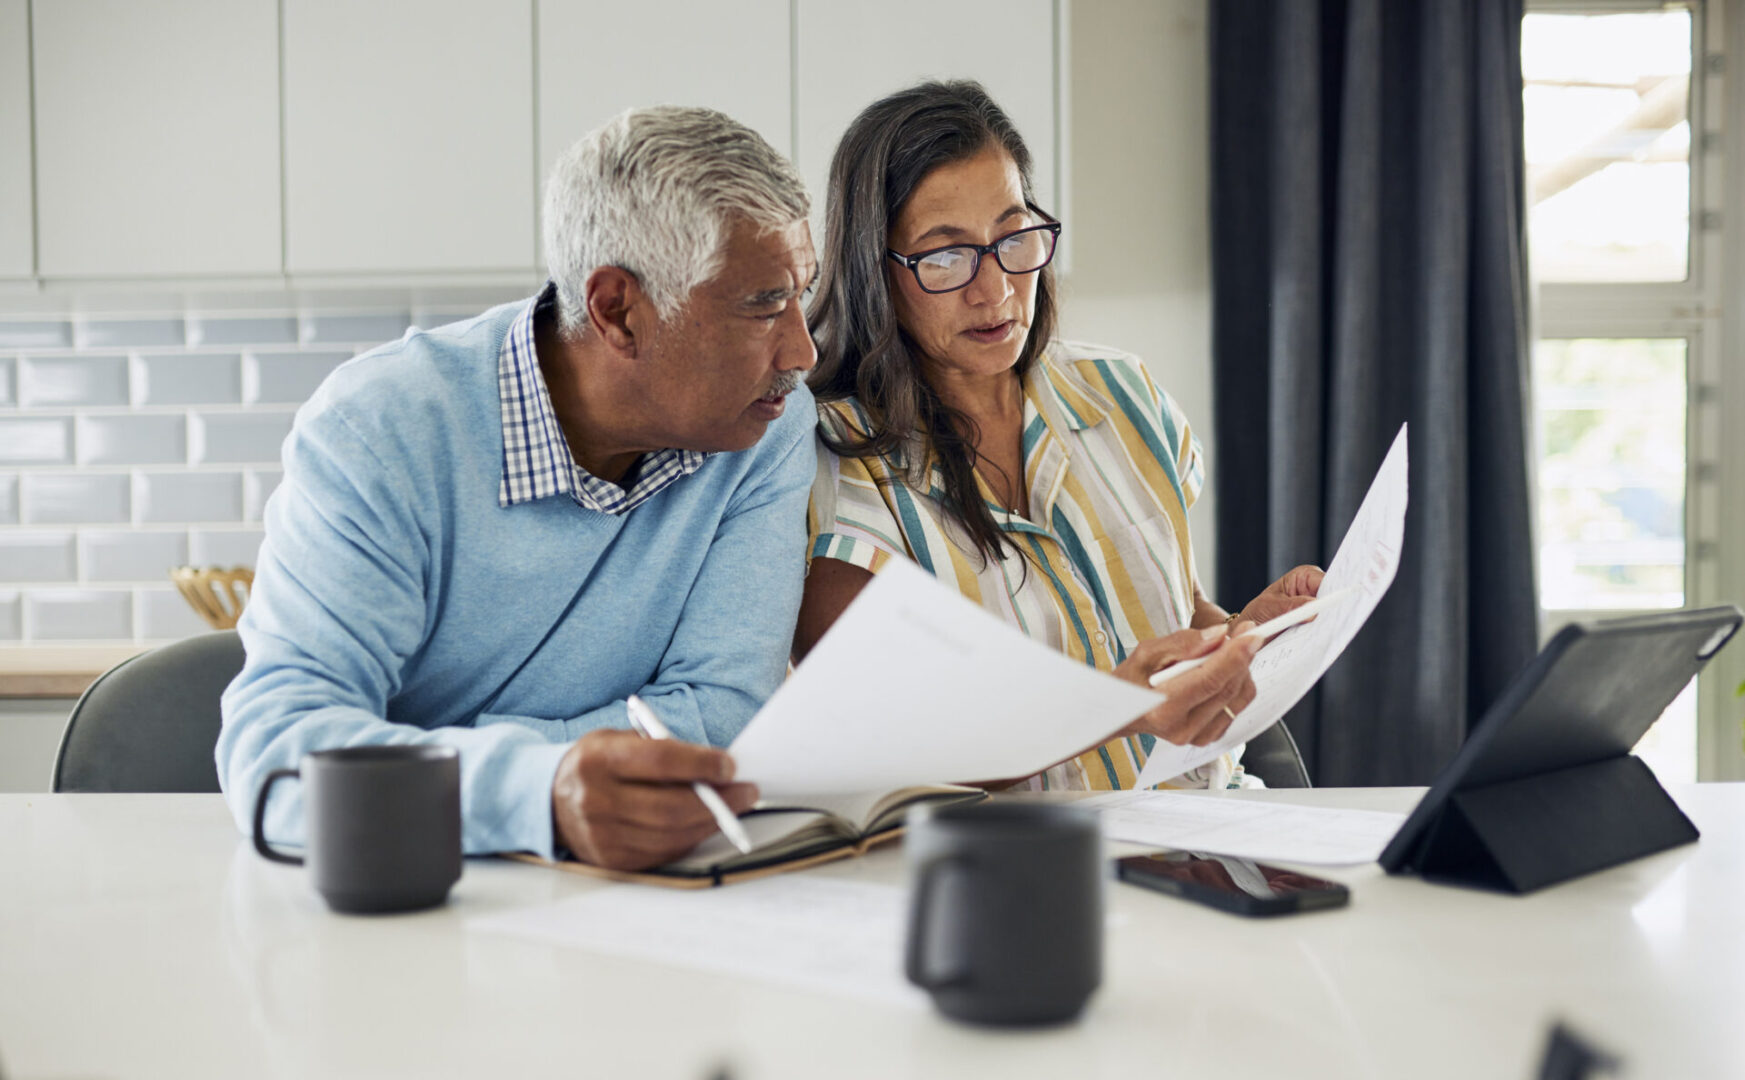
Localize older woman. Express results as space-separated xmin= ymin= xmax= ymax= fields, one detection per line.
xmin=796 ymin=81 xmax=1323 ymax=790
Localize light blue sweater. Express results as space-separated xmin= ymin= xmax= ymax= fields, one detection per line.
xmin=218 ymin=300 xmax=816 ymax=857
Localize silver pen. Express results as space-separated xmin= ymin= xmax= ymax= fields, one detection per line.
xmin=624 ymin=694 xmax=754 ymax=855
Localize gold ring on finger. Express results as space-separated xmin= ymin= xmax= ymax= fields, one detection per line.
xmin=1222 ymin=705 xmax=1238 ymax=722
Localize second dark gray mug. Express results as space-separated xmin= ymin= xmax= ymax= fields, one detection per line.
xmin=904 ymin=801 xmax=1102 ymax=1025
xmin=252 ymin=745 xmax=461 ymax=915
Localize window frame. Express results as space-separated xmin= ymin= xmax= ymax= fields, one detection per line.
xmin=1525 ymin=0 xmax=1743 ymax=781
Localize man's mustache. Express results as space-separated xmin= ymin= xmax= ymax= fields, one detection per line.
xmin=764 ymin=370 xmax=804 ymax=398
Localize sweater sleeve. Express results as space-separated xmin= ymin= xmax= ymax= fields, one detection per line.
xmin=217 ymin=398 xmax=570 ymax=858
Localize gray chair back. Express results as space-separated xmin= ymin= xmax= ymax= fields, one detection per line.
xmin=1241 ymin=721 xmax=1311 ymax=788
xmin=52 ymin=631 xmax=244 ymax=793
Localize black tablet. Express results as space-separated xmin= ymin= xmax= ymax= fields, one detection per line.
xmin=1379 ymin=604 xmax=1742 ymax=884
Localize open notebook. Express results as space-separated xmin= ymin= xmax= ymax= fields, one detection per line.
xmin=509 ymin=784 xmax=986 ymax=888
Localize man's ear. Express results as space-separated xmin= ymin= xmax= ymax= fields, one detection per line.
xmin=582 ymin=266 xmax=649 ymax=356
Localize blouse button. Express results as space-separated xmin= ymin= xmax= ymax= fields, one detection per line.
xmin=1093 ymin=630 xmax=1109 ymax=646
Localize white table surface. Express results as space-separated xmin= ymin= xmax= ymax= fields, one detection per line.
xmin=2 ymin=785 xmax=1741 ymax=1080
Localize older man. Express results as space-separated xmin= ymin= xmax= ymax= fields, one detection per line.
xmin=219 ymin=107 xmax=818 ymax=871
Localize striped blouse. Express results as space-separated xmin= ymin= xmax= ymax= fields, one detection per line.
xmin=806 ymin=341 xmax=1240 ymax=791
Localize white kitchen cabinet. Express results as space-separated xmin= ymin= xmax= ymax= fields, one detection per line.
xmin=32 ymin=0 xmax=283 ymax=278
xmin=282 ymin=0 xmax=536 ymax=274
xmin=16 ymin=1 xmax=1063 ymax=284
xmin=536 ymin=0 xmax=792 ymax=197
xmin=0 ymin=0 xmax=31 ymax=278
xmin=795 ymin=0 xmax=1059 ymax=219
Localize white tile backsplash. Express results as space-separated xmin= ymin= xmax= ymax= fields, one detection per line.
xmin=245 ymin=350 xmax=350 ymax=404
xmin=189 ymin=316 xmax=297 ymax=347
xmin=133 ymin=353 xmax=243 ymax=405
xmin=74 ymin=318 xmax=186 ymax=349
xmin=301 ymin=312 xmax=408 ymax=345
xmin=26 ymin=588 xmax=133 ymax=640
xmin=80 ymin=529 xmax=189 ymax=582
xmin=136 ymin=471 xmax=244 ymax=524
xmin=190 ymin=528 xmax=264 ymax=568
xmin=139 ymin=586 xmax=211 ymax=640
xmin=20 ymin=356 xmax=130 ymax=407
xmin=1 ymin=297 xmax=416 ymax=644
xmin=77 ymin=414 xmax=187 ymax=465
xmin=191 ymin=411 xmax=293 ymax=464
xmin=0 ymin=532 xmax=77 ymax=582
xmin=243 ymin=469 xmax=282 ymax=521
xmin=0 ymin=417 xmax=73 ymax=465
xmin=21 ymin=473 xmax=131 ymax=524
xmin=0 ymin=321 xmax=73 ymax=349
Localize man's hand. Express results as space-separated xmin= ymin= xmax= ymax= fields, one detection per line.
xmin=1111 ymin=625 xmax=1263 ymax=746
xmin=551 ymin=730 xmax=759 ymax=871
xmin=1238 ymin=564 xmax=1325 ymax=626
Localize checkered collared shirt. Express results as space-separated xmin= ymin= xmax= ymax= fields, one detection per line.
xmin=497 ymin=283 xmax=707 ymax=514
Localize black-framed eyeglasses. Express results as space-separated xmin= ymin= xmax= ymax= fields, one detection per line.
xmin=886 ymin=213 xmax=1062 ymax=294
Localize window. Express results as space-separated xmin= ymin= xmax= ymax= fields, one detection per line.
xmin=1525 ymin=9 xmax=1694 ymax=283
xmin=1523 ymin=0 xmax=1738 ymax=783
xmin=1533 ymin=337 xmax=1686 ymax=613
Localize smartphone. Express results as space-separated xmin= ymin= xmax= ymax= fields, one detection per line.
xmin=1115 ymin=851 xmax=1350 ymax=917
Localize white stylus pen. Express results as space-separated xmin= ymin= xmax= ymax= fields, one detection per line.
xmin=625 ymin=694 xmax=754 ymax=855
xmin=1148 ymin=587 xmax=1357 ymax=689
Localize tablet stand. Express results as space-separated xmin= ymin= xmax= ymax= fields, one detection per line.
xmin=1412 ymin=754 xmax=1698 ymax=894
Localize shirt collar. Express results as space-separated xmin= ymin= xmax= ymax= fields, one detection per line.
xmin=910 ymin=350 xmax=1114 ymax=500
xmin=1029 ymin=350 xmax=1115 ymax=431
xmin=497 ymin=282 xmax=707 ymax=515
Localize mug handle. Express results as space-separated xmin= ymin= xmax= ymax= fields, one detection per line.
xmin=905 ymin=854 xmax=972 ymax=991
xmin=252 ymin=768 xmax=305 ymax=866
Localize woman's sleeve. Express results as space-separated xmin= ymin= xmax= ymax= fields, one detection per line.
xmin=1169 ymin=391 xmax=1206 ymax=510
xmin=1136 ymin=364 xmax=1207 ymax=511
xmin=806 ymin=432 xmax=907 ymax=575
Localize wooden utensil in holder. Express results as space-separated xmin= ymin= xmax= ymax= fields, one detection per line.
xmin=170 ymin=566 xmax=255 ymax=630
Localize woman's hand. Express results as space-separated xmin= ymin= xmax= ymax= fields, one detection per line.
xmin=1237 ymin=565 xmax=1325 ymax=626
xmin=1111 ymin=625 xmax=1263 ymax=747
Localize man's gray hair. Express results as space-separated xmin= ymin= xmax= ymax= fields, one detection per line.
xmin=543 ymin=106 xmax=810 ymax=335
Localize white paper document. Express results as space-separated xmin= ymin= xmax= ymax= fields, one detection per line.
xmin=1080 ymin=791 xmax=1408 ymax=865
xmin=729 ymin=558 xmax=1164 ymax=797
xmin=1133 ymin=424 xmax=1410 ymax=789
xmin=469 ymin=877 xmax=926 ymax=1010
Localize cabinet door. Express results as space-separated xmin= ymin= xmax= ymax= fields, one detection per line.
xmin=0 ymin=0 xmax=30 ymax=278
xmin=33 ymin=0 xmax=282 ymax=278
xmin=283 ymin=0 xmax=535 ymax=274
xmin=796 ymin=0 xmax=1058 ymax=217
xmin=535 ymin=0 xmax=792 ymax=258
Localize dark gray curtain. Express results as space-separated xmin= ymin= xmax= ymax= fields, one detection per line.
xmin=1210 ymin=0 xmax=1540 ymax=785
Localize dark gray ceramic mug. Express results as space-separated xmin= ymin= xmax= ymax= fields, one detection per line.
xmin=252 ymin=745 xmax=462 ymax=914
xmin=904 ymin=801 xmax=1102 ymax=1025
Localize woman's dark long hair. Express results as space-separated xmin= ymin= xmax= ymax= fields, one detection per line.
xmin=807 ymin=80 xmax=1059 ymax=567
